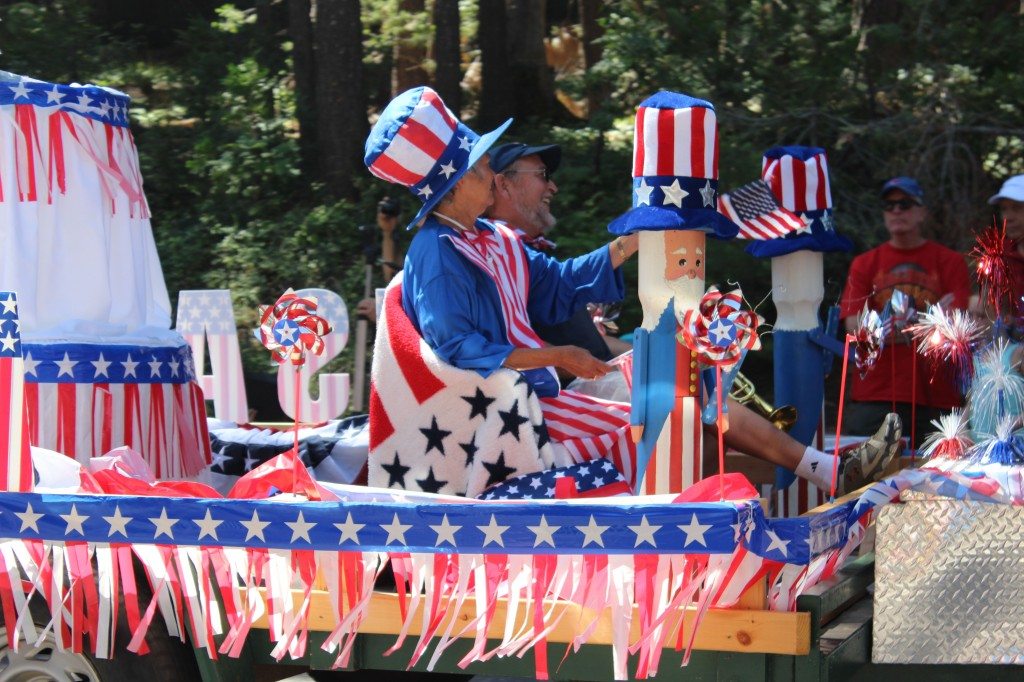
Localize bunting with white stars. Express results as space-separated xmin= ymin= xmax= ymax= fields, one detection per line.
xmin=0 ymin=292 xmax=31 ymax=491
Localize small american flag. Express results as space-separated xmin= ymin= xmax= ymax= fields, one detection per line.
xmin=718 ymin=180 xmax=805 ymax=240
xmin=479 ymin=459 xmax=630 ymax=500
xmin=0 ymin=292 xmax=31 ymax=492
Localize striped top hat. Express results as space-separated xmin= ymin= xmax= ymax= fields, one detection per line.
xmin=746 ymin=146 xmax=852 ymax=258
xmin=365 ymin=86 xmax=512 ymax=229
xmin=608 ymin=91 xmax=738 ymax=238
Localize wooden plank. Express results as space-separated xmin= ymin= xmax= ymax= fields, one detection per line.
xmin=244 ymin=588 xmax=810 ymax=656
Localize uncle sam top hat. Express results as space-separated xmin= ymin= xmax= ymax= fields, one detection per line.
xmin=746 ymin=145 xmax=852 ymax=258
xmin=365 ymin=86 xmax=511 ymax=229
xmin=608 ymin=91 xmax=738 ymax=238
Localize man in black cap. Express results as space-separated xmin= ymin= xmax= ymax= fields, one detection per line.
xmin=487 ymin=143 xmax=630 ymax=382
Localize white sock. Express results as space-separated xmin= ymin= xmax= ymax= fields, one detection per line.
xmin=796 ymin=446 xmax=837 ymax=490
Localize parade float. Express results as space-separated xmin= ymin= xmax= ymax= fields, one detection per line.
xmin=0 ymin=70 xmax=1023 ymax=682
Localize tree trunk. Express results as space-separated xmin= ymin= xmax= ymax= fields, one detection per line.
xmin=393 ymin=0 xmax=429 ymax=94
xmin=505 ymin=0 xmax=560 ymax=120
xmin=315 ymin=0 xmax=367 ymax=200
xmin=579 ymin=0 xmax=605 ymax=116
xmin=432 ymin=0 xmax=462 ymax=111
xmin=477 ymin=0 xmax=513 ymax=127
xmin=288 ymin=0 xmax=318 ymax=176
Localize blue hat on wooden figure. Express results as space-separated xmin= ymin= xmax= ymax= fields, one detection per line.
xmin=608 ymin=91 xmax=738 ymax=238
xmin=746 ymin=146 xmax=853 ymax=258
xmin=365 ymin=86 xmax=512 ymax=229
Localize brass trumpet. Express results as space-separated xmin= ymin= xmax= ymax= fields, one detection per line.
xmin=729 ymin=371 xmax=798 ymax=431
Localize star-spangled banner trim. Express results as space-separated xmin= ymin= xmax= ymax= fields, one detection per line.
xmin=0 ymin=75 xmax=131 ymax=128
xmin=0 ymin=492 xmax=853 ymax=564
xmin=631 ymin=176 xmax=719 ymax=210
xmin=20 ymin=342 xmax=196 ymax=385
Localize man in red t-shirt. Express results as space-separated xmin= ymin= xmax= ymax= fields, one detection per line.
xmin=839 ymin=177 xmax=970 ymax=447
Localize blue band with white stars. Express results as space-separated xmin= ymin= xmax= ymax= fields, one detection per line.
xmin=0 ymin=491 xmax=855 ymax=564
xmin=21 ymin=342 xmax=196 ymax=384
xmin=632 ymin=176 xmax=719 ymax=210
xmin=408 ymin=125 xmax=478 ymax=203
xmin=1 ymin=75 xmax=131 ymax=128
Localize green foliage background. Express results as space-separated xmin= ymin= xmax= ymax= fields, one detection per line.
xmin=1 ymin=1 xmax=1023 ymax=413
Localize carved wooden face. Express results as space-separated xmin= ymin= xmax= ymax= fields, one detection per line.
xmin=663 ymin=230 xmax=706 ymax=282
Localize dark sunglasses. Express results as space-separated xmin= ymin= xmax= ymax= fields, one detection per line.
xmin=882 ymin=199 xmax=918 ymax=212
xmin=507 ymin=167 xmax=553 ymax=182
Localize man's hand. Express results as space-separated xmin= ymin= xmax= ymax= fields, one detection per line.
xmin=503 ymin=345 xmax=612 ymax=381
xmin=356 ymin=297 xmax=378 ymax=323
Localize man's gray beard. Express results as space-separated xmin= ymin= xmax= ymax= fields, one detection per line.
xmin=668 ymin=276 xmax=706 ymax=325
xmin=513 ymin=195 xmax=556 ymax=235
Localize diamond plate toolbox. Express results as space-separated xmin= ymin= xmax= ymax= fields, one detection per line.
xmin=874 ymin=499 xmax=1024 ymax=664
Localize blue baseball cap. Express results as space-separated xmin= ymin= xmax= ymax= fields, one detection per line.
xmin=489 ymin=143 xmax=561 ymax=175
xmin=880 ymin=176 xmax=924 ymax=204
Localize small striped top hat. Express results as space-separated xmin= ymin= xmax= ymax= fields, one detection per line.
xmin=365 ymin=86 xmax=512 ymax=229
xmin=608 ymin=91 xmax=738 ymax=238
xmin=746 ymin=145 xmax=852 ymax=258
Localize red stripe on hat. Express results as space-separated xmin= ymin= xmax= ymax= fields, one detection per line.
xmin=656 ymin=108 xmax=675 ymax=176
xmin=814 ymin=154 xmax=828 ymax=210
xmin=711 ymin=113 xmax=719 ymax=178
xmin=420 ymin=88 xmax=457 ymax=131
xmin=764 ymin=160 xmax=783 ymax=203
xmin=791 ymin=159 xmax=807 ymax=212
xmin=690 ymin=107 xmax=706 ymax=178
xmin=400 ymin=116 xmax=448 ymax=162
xmin=633 ymin=107 xmax=646 ymax=176
xmin=370 ymin=150 xmax=424 ymax=187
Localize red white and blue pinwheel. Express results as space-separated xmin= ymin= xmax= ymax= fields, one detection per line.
xmin=679 ymin=286 xmax=762 ymax=367
xmin=256 ymin=290 xmax=332 ymax=366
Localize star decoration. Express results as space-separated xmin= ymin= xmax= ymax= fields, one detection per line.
xmin=458 ymin=136 xmax=472 ymax=151
xmin=483 ymin=452 xmax=517 ymax=488
xmin=334 ymin=513 xmax=364 ymax=544
xmin=528 ymin=515 xmax=560 ymax=547
xmin=459 ymin=434 xmax=479 ymax=466
xmin=635 ymin=179 xmax=655 ymax=206
xmin=462 ymin=388 xmax=495 ymax=420
xmin=820 ymin=212 xmax=835 ymax=233
xmin=661 ymin=179 xmax=688 ymax=208
xmin=169 ymin=358 xmax=181 ymax=377
xmin=149 ymin=508 xmax=179 ymax=540
xmin=0 ymin=296 xmax=16 ymax=315
xmin=22 ymin=352 xmax=39 ymax=376
xmin=382 ymin=453 xmax=410 ymax=488
xmin=16 ymin=503 xmax=42 ymax=533
xmin=416 ymin=466 xmax=447 ymax=494
xmin=708 ymin=318 xmax=736 ymax=346
xmin=430 ymin=514 xmax=461 ymax=546
xmin=629 ymin=515 xmax=661 ymax=547
xmin=194 ymin=509 xmax=223 ymax=541
xmin=55 ymin=352 xmax=76 ymax=378
xmin=241 ymin=510 xmax=271 ymax=541
xmin=148 ymin=356 xmax=163 ymax=377
xmin=498 ymin=401 xmax=530 ymax=440
xmin=9 ymin=81 xmax=30 ymax=101
xmin=699 ymin=179 xmax=716 ymax=207
xmin=679 ymin=514 xmax=712 ymax=547
xmin=121 ymin=354 xmax=139 ymax=378
xmin=381 ymin=513 xmax=412 ymax=545
xmin=91 ymin=353 xmax=112 ymax=378
xmin=439 ymin=161 xmax=457 ymax=179
xmin=46 ymin=85 xmax=62 ymax=104
xmin=103 ymin=506 xmax=132 ymax=538
xmin=419 ymin=417 xmax=451 ymax=456
xmin=533 ymin=422 xmax=550 ymax=450
xmin=797 ymin=213 xmax=813 ymax=235
xmin=576 ymin=515 xmax=610 ymax=548
xmin=0 ymin=333 xmax=15 ymax=353
xmin=76 ymin=93 xmax=92 ymax=109
xmin=477 ymin=515 xmax=509 ymax=547
xmin=765 ymin=529 xmax=790 ymax=557
xmin=417 ymin=184 xmax=434 ymax=200
xmin=285 ymin=511 xmax=316 ymax=543
xmin=61 ymin=505 xmax=88 ymax=536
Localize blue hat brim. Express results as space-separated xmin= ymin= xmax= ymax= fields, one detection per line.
xmin=607 ymin=205 xmax=739 ymax=239
xmin=407 ymin=118 xmax=513 ymax=229
xmin=745 ymin=231 xmax=853 ymax=258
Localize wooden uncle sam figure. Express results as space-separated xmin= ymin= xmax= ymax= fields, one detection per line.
xmin=609 ymin=91 xmax=738 ymax=495
xmin=745 ymin=147 xmax=853 ymax=514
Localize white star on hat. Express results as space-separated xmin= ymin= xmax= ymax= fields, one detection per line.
xmin=418 ymin=184 xmax=434 ymax=199
xmin=635 ymin=179 xmax=655 ymax=206
xmin=661 ymin=179 xmax=688 ymax=208
xmin=439 ymin=161 xmax=456 ymax=179
xmin=699 ymin=179 xmax=716 ymax=207
xmin=458 ymin=136 xmax=472 ymax=151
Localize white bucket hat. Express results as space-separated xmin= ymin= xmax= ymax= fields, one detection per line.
xmin=988 ymin=174 xmax=1024 ymax=205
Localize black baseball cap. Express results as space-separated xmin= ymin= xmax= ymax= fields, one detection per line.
xmin=489 ymin=143 xmax=562 ymax=175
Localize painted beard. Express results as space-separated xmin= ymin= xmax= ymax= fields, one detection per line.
xmin=667 ymin=275 xmax=707 ymax=325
